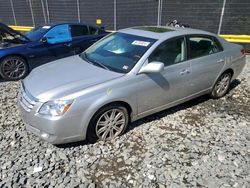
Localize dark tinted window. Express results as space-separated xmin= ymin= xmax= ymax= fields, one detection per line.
xmin=89 ymin=26 xmax=97 ymax=35
xmin=149 ymin=37 xmax=186 ymax=66
xmin=134 ymin=26 xmax=174 ymax=33
xmin=70 ymin=25 xmax=88 ymax=37
xmin=188 ymin=36 xmax=223 ymax=59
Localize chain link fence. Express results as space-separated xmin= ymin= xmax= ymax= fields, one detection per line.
xmin=0 ymin=0 xmax=249 ymax=34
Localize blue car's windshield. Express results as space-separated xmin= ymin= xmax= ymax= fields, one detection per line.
xmin=25 ymin=26 xmax=51 ymax=41
xmin=82 ymin=32 xmax=157 ymax=73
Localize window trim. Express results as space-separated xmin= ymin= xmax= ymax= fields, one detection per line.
xmin=148 ymin=35 xmax=188 ymax=67
xmin=186 ymin=34 xmax=224 ymax=61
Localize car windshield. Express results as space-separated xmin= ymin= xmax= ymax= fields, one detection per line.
xmin=81 ymin=32 xmax=157 ymax=73
xmin=25 ymin=26 xmax=51 ymax=41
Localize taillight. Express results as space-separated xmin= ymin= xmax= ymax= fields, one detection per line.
xmin=241 ymin=49 xmax=246 ymax=56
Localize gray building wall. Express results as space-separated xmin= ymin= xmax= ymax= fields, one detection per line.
xmin=0 ymin=0 xmax=249 ymax=34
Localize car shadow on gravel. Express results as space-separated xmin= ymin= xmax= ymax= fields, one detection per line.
xmin=0 ymin=77 xmax=12 ymax=83
xmin=54 ymin=79 xmax=241 ymax=148
xmin=56 ymin=140 xmax=90 ymax=148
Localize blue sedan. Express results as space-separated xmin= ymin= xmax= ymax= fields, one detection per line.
xmin=0 ymin=23 xmax=108 ymax=81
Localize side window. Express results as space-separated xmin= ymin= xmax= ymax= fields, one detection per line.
xmin=89 ymin=26 xmax=97 ymax=35
xmin=44 ymin=24 xmax=71 ymax=44
xmin=149 ymin=37 xmax=186 ymax=67
xmin=188 ymin=36 xmax=223 ymax=59
xmin=70 ymin=25 xmax=89 ymax=37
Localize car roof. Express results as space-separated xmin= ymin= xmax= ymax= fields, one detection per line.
xmin=118 ymin=26 xmax=215 ymax=40
xmin=37 ymin=22 xmax=100 ymax=29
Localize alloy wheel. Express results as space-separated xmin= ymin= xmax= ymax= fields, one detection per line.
xmin=95 ymin=109 xmax=126 ymax=140
xmin=214 ymin=73 xmax=231 ymax=96
xmin=2 ymin=57 xmax=27 ymax=80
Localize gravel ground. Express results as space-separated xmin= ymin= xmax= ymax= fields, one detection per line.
xmin=0 ymin=57 xmax=250 ymax=188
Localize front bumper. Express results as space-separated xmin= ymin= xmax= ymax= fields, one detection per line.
xmin=19 ymin=102 xmax=85 ymax=144
xmin=18 ymin=87 xmax=86 ymax=144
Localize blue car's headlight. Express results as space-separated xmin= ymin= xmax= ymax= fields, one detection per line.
xmin=38 ymin=100 xmax=74 ymax=116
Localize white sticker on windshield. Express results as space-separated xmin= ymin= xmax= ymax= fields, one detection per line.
xmin=123 ymin=65 xmax=129 ymax=70
xmin=42 ymin=26 xmax=51 ymax=29
xmin=132 ymin=40 xmax=150 ymax=47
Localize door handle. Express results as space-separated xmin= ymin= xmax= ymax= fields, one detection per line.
xmin=217 ymin=59 xmax=225 ymax=63
xmin=179 ymin=69 xmax=190 ymax=75
xmin=64 ymin=43 xmax=72 ymax=47
xmin=91 ymin=39 xmax=98 ymax=42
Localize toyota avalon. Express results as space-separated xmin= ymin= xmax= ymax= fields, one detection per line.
xmin=18 ymin=26 xmax=246 ymax=144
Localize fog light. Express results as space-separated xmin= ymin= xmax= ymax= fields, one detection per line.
xmin=41 ymin=132 xmax=49 ymax=139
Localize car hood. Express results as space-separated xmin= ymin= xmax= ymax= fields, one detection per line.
xmin=23 ymin=55 xmax=124 ymax=101
xmin=0 ymin=22 xmax=30 ymax=44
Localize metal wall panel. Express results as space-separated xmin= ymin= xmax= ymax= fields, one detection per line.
xmin=47 ymin=0 xmax=78 ymax=23
xmin=161 ymin=0 xmax=222 ymax=33
xmin=79 ymin=0 xmax=114 ymax=30
xmin=30 ymin=0 xmax=47 ymax=26
xmin=0 ymin=0 xmax=15 ymax=25
xmin=12 ymin=0 xmax=33 ymax=26
xmin=221 ymin=0 xmax=250 ymax=34
xmin=116 ymin=0 xmax=158 ymax=29
xmin=0 ymin=0 xmax=249 ymax=35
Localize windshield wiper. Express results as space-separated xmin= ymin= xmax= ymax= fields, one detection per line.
xmin=82 ymin=52 xmax=110 ymax=71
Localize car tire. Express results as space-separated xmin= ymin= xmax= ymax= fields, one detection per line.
xmin=210 ymin=71 xmax=232 ymax=99
xmin=0 ymin=56 xmax=29 ymax=81
xmin=87 ymin=104 xmax=129 ymax=143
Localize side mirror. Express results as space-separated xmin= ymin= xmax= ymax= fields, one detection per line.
xmin=139 ymin=61 xmax=164 ymax=74
xmin=41 ymin=37 xmax=48 ymax=43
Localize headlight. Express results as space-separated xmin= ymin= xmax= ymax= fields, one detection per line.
xmin=38 ymin=100 xmax=74 ymax=116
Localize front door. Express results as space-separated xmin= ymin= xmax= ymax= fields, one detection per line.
xmin=44 ymin=24 xmax=73 ymax=59
xmin=136 ymin=36 xmax=193 ymax=115
xmin=27 ymin=24 xmax=73 ymax=68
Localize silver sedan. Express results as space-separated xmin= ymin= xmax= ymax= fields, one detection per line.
xmin=18 ymin=26 xmax=246 ymax=144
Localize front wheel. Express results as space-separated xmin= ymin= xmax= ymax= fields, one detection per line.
xmin=0 ymin=56 xmax=29 ymax=81
xmin=87 ymin=104 xmax=129 ymax=143
xmin=211 ymin=72 xmax=232 ymax=99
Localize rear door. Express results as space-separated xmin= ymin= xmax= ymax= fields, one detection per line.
xmin=187 ymin=35 xmax=225 ymax=93
xmin=136 ymin=36 xmax=193 ymax=114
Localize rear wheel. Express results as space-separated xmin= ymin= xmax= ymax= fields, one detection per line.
xmin=0 ymin=56 xmax=29 ymax=81
xmin=211 ymin=72 xmax=232 ymax=99
xmin=87 ymin=104 xmax=129 ymax=143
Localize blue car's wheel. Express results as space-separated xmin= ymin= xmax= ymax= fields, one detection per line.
xmin=0 ymin=56 xmax=29 ymax=81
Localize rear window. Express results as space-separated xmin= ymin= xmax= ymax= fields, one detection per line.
xmin=89 ymin=26 xmax=97 ymax=35
xmin=188 ymin=35 xmax=223 ymax=59
xmin=70 ymin=25 xmax=89 ymax=37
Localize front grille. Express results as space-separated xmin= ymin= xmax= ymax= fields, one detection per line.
xmin=19 ymin=83 xmax=37 ymax=112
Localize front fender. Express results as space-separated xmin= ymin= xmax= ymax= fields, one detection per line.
xmin=76 ymin=86 xmax=137 ymax=139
